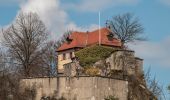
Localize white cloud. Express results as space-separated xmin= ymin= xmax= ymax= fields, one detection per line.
xmin=0 ymin=25 xmax=11 ymax=43
xmin=62 ymin=0 xmax=139 ymax=12
xmin=66 ymin=23 xmax=99 ymax=32
xmin=20 ymin=0 xmax=99 ymax=40
xmin=21 ymin=0 xmax=67 ymax=39
xmin=129 ymin=36 xmax=170 ymax=67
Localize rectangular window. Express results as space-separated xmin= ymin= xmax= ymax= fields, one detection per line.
xmin=63 ymin=53 xmax=66 ymax=60
xmin=70 ymin=52 xmax=73 ymax=59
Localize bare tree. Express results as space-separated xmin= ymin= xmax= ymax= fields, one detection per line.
xmin=106 ymin=13 xmax=144 ymax=48
xmin=55 ymin=30 xmax=72 ymax=49
xmin=0 ymin=50 xmax=23 ymax=100
xmin=145 ymin=68 xmax=165 ymax=100
xmin=2 ymin=12 xmax=48 ymax=77
xmin=168 ymin=85 xmax=170 ymax=94
xmin=41 ymin=41 xmax=58 ymax=76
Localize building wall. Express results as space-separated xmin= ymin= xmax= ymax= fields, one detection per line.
xmin=20 ymin=77 xmax=128 ymax=100
xmin=57 ymin=49 xmax=75 ymax=73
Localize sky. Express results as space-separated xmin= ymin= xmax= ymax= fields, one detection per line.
xmin=0 ymin=0 xmax=170 ymax=99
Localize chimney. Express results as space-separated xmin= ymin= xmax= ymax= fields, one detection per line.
xmin=85 ymin=31 xmax=89 ymax=47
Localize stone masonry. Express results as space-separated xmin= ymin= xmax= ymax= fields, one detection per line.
xmin=20 ymin=76 xmax=128 ymax=100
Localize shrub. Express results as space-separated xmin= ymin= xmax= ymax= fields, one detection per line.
xmin=20 ymin=84 xmax=37 ymax=100
xmin=85 ymin=67 xmax=100 ymax=76
xmin=40 ymin=96 xmax=66 ymax=100
xmin=58 ymin=96 xmax=67 ymax=100
xmin=75 ymin=45 xmax=115 ymax=67
xmin=108 ymin=70 xmax=123 ymax=76
xmin=104 ymin=95 xmax=119 ymax=100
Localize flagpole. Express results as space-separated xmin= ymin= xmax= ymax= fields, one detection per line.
xmin=99 ymin=11 xmax=101 ymax=46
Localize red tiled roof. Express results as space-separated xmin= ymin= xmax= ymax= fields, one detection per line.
xmin=57 ymin=28 xmax=121 ymax=51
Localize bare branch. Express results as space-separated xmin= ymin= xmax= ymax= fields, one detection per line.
xmin=107 ymin=13 xmax=144 ymax=48
xmin=2 ymin=12 xmax=48 ymax=77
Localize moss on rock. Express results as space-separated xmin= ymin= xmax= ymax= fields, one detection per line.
xmin=75 ymin=45 xmax=116 ymax=67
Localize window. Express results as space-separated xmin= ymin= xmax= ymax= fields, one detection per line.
xmin=63 ymin=53 xmax=66 ymax=60
xmin=107 ymin=32 xmax=114 ymax=41
xmin=70 ymin=52 xmax=73 ymax=59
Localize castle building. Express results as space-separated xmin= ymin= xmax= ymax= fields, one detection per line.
xmin=20 ymin=28 xmax=156 ymax=100
xmin=56 ymin=28 xmax=121 ymax=73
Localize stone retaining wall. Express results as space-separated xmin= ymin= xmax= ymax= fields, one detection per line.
xmin=20 ymin=76 xmax=128 ymax=100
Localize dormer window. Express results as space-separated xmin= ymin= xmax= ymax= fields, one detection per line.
xmin=66 ymin=37 xmax=73 ymax=44
xmin=107 ymin=32 xmax=114 ymax=41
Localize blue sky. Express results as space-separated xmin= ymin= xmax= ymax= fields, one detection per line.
xmin=0 ymin=0 xmax=170 ymax=99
